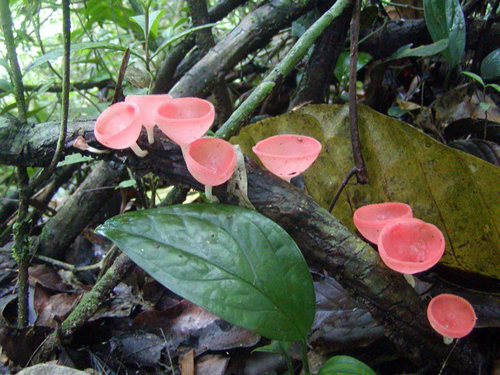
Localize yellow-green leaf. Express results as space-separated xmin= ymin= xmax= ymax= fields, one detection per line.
xmin=232 ymin=104 xmax=500 ymax=279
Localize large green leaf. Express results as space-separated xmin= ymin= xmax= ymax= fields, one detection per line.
xmin=318 ymin=355 xmax=376 ymax=375
xmin=231 ymin=104 xmax=500 ymax=279
xmin=96 ymin=204 xmax=316 ymax=341
xmin=424 ymin=0 xmax=465 ymax=67
xmin=481 ymin=48 xmax=500 ymax=80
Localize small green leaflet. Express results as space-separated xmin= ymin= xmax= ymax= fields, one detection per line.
xmin=334 ymin=52 xmax=372 ymax=84
xmin=57 ymin=153 xmax=94 ymax=167
xmin=96 ymin=204 xmax=316 ymax=342
xmin=462 ymin=71 xmax=485 ymax=87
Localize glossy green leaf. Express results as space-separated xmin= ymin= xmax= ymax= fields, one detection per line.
xmin=481 ymin=49 xmax=500 ymax=80
xmin=318 ymin=355 xmax=376 ymax=375
xmin=96 ymin=204 xmax=316 ymax=341
xmin=334 ymin=52 xmax=372 ymax=84
xmin=387 ymin=39 xmax=449 ymax=61
xmin=462 ymin=71 xmax=485 ymax=87
xmin=232 ymin=104 xmax=500 ymax=279
xmin=130 ymin=10 xmax=165 ymax=39
xmin=424 ymin=0 xmax=465 ymax=67
xmin=25 ymin=42 xmax=129 ymax=73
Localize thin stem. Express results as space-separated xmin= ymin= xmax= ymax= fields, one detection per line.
xmin=328 ymin=0 xmax=368 ymax=212
xmin=145 ymin=4 xmax=150 ymax=73
xmin=300 ymin=340 xmax=310 ymax=375
xmin=111 ymin=47 xmax=131 ymax=105
xmin=348 ymin=0 xmax=367 ymax=184
xmin=49 ymin=0 xmax=71 ymax=173
xmin=215 ymin=0 xmax=352 ymax=140
xmin=439 ymin=340 xmax=459 ymax=374
xmin=328 ymin=166 xmax=357 ymax=212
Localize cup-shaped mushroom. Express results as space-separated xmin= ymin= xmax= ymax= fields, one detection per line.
xmin=94 ymin=101 xmax=143 ymax=150
xmin=353 ymin=202 xmax=413 ymax=244
xmin=378 ymin=218 xmax=445 ymax=274
xmin=184 ymin=138 xmax=237 ymax=186
xmin=427 ymin=294 xmax=476 ymax=341
xmin=125 ymin=94 xmax=173 ymax=143
xmin=252 ymin=134 xmax=322 ymax=182
xmin=154 ymin=97 xmax=215 ymax=147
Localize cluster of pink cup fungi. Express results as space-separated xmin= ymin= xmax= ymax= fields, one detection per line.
xmin=94 ymin=94 xmax=323 ymax=190
xmin=353 ymin=203 xmax=476 ymax=344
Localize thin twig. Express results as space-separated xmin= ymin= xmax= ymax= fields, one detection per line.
xmin=328 ymin=0 xmax=368 ymax=212
xmin=328 ymin=166 xmax=357 ymax=212
xmin=111 ymin=48 xmax=131 ymax=105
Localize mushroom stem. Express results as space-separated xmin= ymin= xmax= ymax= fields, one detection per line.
xmin=283 ymin=176 xmax=292 ymax=183
xmin=180 ymin=144 xmax=187 ymax=156
xmin=146 ymin=127 xmax=155 ymax=144
xmin=403 ymin=273 xmax=416 ymax=288
xmin=204 ymin=185 xmax=219 ymax=203
xmin=130 ymin=142 xmax=148 ymax=158
xmin=443 ymin=336 xmax=454 ymax=345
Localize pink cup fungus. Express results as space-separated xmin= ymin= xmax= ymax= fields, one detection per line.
xmin=125 ymin=94 xmax=172 ymax=144
xmin=353 ymin=202 xmax=413 ymax=244
xmin=184 ymin=138 xmax=237 ymax=187
xmin=154 ymin=97 xmax=215 ymax=148
xmin=427 ymin=294 xmax=476 ymax=344
xmin=94 ymin=101 xmax=148 ymax=157
xmin=252 ymin=134 xmax=322 ymax=182
xmin=378 ymin=218 xmax=445 ymax=275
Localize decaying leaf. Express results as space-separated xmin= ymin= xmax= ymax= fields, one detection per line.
xmin=232 ymin=104 xmax=500 ymax=279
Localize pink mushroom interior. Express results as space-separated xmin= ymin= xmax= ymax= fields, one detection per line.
xmin=381 ymin=221 xmax=443 ymax=263
xmin=97 ymin=105 xmax=136 ymax=135
xmin=157 ymin=100 xmax=211 ymax=120
xmin=189 ymin=139 xmax=234 ymax=173
xmin=255 ymin=136 xmax=319 ymax=157
xmin=356 ymin=203 xmax=411 ymax=222
xmin=428 ymin=295 xmax=476 ymax=337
